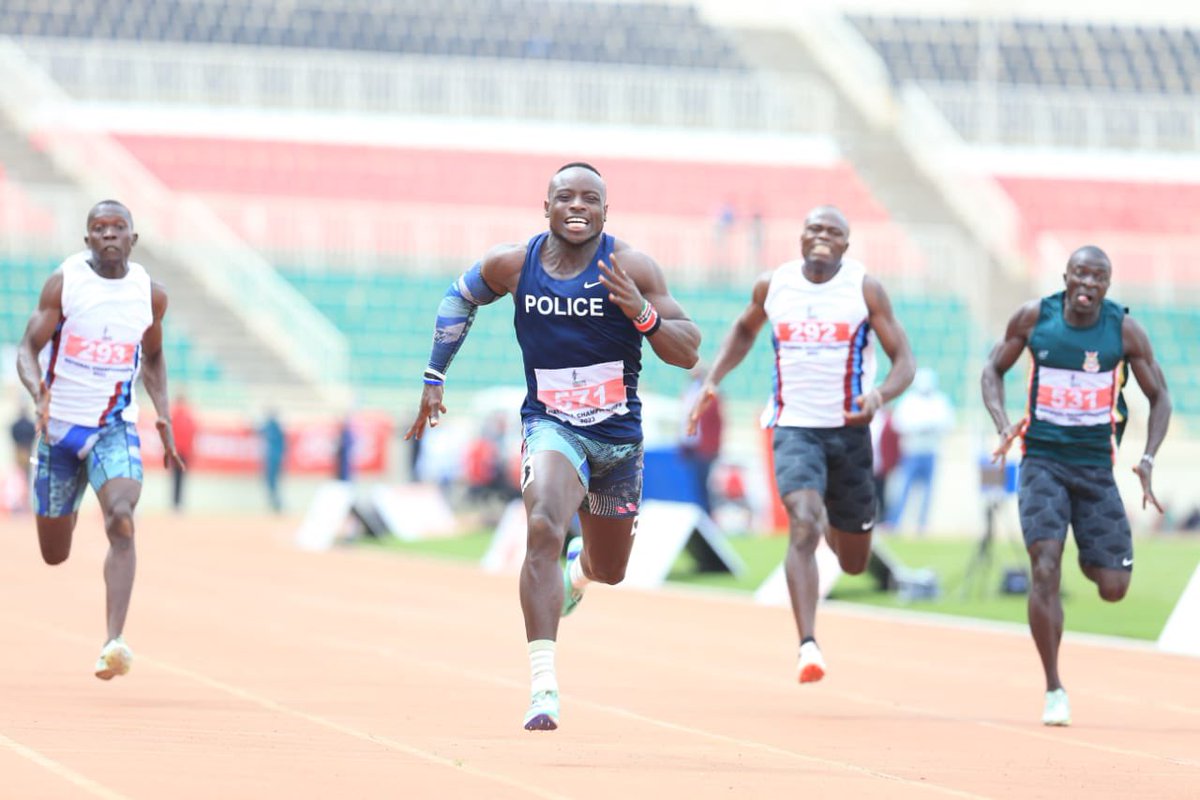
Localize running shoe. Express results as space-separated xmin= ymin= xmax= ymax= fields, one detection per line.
xmin=523 ymin=690 xmax=560 ymax=731
xmin=94 ymin=637 xmax=133 ymax=680
xmin=797 ymin=640 xmax=826 ymax=684
xmin=1042 ymin=688 xmax=1071 ymax=726
xmin=561 ymin=536 xmax=585 ymax=618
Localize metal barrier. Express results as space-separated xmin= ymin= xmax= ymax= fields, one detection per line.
xmin=14 ymin=37 xmax=834 ymax=136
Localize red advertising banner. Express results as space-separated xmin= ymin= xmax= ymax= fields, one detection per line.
xmin=138 ymin=411 xmax=394 ymax=475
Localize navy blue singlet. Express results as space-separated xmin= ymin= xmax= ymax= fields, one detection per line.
xmin=513 ymin=232 xmax=644 ymax=443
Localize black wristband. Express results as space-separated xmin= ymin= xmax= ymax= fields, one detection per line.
xmin=644 ymin=315 xmax=663 ymax=337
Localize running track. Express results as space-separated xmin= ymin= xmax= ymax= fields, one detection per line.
xmin=0 ymin=511 xmax=1196 ymax=799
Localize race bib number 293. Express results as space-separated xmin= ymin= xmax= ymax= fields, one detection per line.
xmin=64 ymin=334 xmax=136 ymax=366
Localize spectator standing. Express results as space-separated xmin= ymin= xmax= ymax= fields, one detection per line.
xmin=679 ymin=365 xmax=723 ymax=516
xmin=168 ymin=393 xmax=196 ymax=512
xmin=260 ymin=410 xmax=286 ymax=513
xmin=887 ymin=368 xmax=955 ymax=534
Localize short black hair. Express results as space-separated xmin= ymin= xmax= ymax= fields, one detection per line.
xmin=556 ymin=161 xmax=602 ymax=178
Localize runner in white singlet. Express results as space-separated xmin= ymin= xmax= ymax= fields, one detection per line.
xmin=688 ymin=205 xmax=915 ymax=686
xmin=16 ymin=200 xmax=183 ymax=682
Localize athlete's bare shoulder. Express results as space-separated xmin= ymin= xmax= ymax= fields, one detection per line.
xmin=479 ymin=241 xmax=528 ymax=294
xmin=150 ymin=279 xmax=170 ymax=319
xmin=607 ymin=236 xmax=655 ymax=269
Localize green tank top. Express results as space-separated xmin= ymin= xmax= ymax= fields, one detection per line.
xmin=1023 ymin=291 xmax=1128 ymax=467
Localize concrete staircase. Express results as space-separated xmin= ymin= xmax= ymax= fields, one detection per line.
xmin=0 ymin=39 xmax=351 ymax=411
xmin=725 ymin=26 xmax=1030 ymax=334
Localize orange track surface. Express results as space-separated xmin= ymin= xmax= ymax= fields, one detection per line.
xmin=1 ymin=512 xmax=1196 ymax=799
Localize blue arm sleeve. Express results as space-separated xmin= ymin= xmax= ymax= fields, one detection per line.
xmin=426 ymin=262 xmax=501 ymax=378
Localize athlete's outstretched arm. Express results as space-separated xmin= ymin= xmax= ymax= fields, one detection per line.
xmin=845 ymin=276 xmax=915 ymax=426
xmin=1123 ymin=315 xmax=1171 ymax=512
xmin=981 ymin=300 xmax=1040 ymax=463
xmin=405 ymin=246 xmax=521 ymax=440
xmin=687 ymin=273 xmax=770 ymax=436
xmin=598 ymin=251 xmax=700 ymax=369
xmin=16 ymin=271 xmax=65 ymax=434
xmin=140 ymin=283 xmax=183 ymax=469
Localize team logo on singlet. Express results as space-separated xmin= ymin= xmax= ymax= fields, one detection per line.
xmin=1082 ymin=351 xmax=1101 ymax=373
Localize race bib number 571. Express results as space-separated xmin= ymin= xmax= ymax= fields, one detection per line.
xmin=535 ymin=361 xmax=629 ymax=427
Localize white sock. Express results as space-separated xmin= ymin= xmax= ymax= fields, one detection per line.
xmin=529 ymin=639 xmax=557 ymax=695
xmin=568 ymin=556 xmax=590 ymax=591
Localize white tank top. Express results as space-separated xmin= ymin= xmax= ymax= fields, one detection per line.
xmin=759 ymin=257 xmax=876 ymax=429
xmin=40 ymin=251 xmax=154 ymax=427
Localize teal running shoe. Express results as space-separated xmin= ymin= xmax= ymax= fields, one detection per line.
xmin=561 ymin=536 xmax=585 ymax=618
xmin=1042 ymin=688 xmax=1071 ymax=726
xmin=523 ymin=690 xmax=560 ymax=731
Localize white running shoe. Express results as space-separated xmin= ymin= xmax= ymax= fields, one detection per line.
xmin=94 ymin=637 xmax=133 ymax=680
xmin=1042 ymin=688 xmax=1071 ymax=726
xmin=797 ymin=641 xmax=826 ymax=684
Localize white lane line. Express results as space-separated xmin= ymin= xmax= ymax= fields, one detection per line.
xmin=7 ymin=621 xmax=568 ymax=800
xmin=320 ymin=636 xmax=992 ymax=800
xmin=0 ymin=733 xmax=132 ymax=800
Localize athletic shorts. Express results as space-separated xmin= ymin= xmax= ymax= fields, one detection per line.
xmin=521 ymin=417 xmax=643 ymax=518
xmin=772 ymin=426 xmax=875 ymax=532
xmin=34 ymin=418 xmax=144 ymax=517
xmin=1017 ymin=456 xmax=1132 ymax=571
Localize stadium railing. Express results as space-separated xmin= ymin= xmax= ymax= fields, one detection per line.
xmin=925 ymin=83 xmax=1200 ymax=152
xmin=13 ymin=38 xmax=832 ymax=136
xmin=0 ymin=38 xmax=350 ymax=399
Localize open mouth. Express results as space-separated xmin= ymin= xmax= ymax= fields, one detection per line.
xmin=564 ymin=216 xmax=589 ymax=231
xmin=1075 ymin=292 xmax=1094 ymax=306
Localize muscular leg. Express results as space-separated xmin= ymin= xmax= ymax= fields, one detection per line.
xmin=1080 ymin=563 xmax=1130 ymax=602
xmin=97 ymin=478 xmax=141 ymax=642
xmin=1028 ymin=539 xmax=1065 ymax=691
xmin=781 ymin=488 xmax=826 ymax=642
xmin=520 ymin=451 xmax=587 ymax=643
xmin=575 ymin=510 xmax=636 ymax=585
xmin=36 ymin=514 xmax=78 ymax=565
xmin=827 ymin=526 xmax=872 ymax=574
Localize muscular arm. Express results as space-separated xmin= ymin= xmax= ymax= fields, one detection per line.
xmin=981 ymin=300 xmax=1040 ymax=458
xmin=686 ymin=274 xmax=769 ymax=435
xmin=845 ymin=276 xmax=916 ymax=425
xmin=140 ymin=283 xmax=183 ymax=469
xmin=1124 ymin=315 xmax=1171 ymax=511
xmin=139 ymin=283 xmax=172 ymax=423
xmin=16 ymin=271 xmax=65 ymax=432
xmin=405 ymin=244 xmax=524 ymax=440
xmin=599 ymin=246 xmax=700 ymax=369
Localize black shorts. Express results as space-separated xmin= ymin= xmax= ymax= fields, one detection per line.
xmin=772 ymin=426 xmax=875 ymax=532
xmin=1017 ymin=456 xmax=1133 ymax=572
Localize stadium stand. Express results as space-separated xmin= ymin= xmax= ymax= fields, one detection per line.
xmin=849 ymin=16 xmax=1199 ymax=94
xmin=0 ymin=255 xmax=226 ymax=387
xmin=0 ymin=0 xmax=746 ymax=70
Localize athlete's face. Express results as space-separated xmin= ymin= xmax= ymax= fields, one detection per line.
xmin=799 ymin=210 xmax=849 ymax=268
xmin=85 ymin=205 xmax=137 ymax=267
xmin=1063 ymin=252 xmax=1111 ymax=317
xmin=545 ymin=169 xmax=607 ymax=245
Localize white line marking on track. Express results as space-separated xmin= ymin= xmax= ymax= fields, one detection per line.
xmin=7 ymin=621 xmax=568 ymax=800
xmin=0 ymin=733 xmax=132 ymax=800
xmin=321 ymin=637 xmax=992 ymax=799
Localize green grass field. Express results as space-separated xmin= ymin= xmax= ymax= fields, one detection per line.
xmin=361 ymin=530 xmax=1200 ymax=641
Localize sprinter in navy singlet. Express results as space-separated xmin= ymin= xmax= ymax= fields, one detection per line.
xmin=405 ymin=163 xmax=700 ymax=732
xmin=982 ymin=245 xmax=1171 ymax=727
